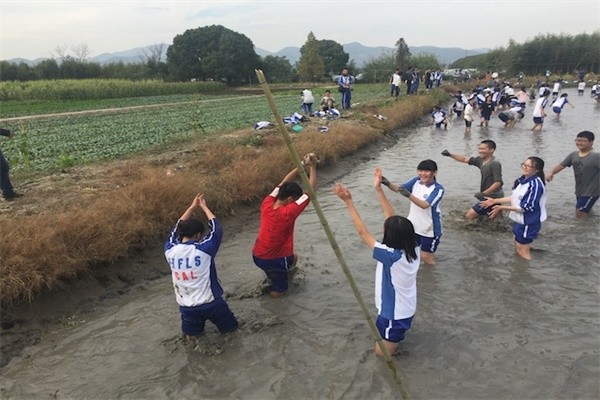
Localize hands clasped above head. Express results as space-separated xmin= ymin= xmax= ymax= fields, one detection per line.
xmin=301 ymin=152 xmax=318 ymax=167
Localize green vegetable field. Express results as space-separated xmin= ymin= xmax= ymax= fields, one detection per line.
xmin=0 ymin=81 xmax=391 ymax=172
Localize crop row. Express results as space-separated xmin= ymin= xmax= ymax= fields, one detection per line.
xmin=0 ymin=94 xmax=231 ymax=118
xmin=0 ymin=79 xmax=226 ymax=101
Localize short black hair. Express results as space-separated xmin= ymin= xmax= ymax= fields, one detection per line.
xmin=417 ymin=159 xmax=438 ymax=171
xmin=577 ymin=131 xmax=595 ymax=142
xmin=481 ymin=140 xmax=496 ymax=150
xmin=176 ymin=219 xmax=205 ymax=239
xmin=277 ymin=182 xmax=303 ymax=200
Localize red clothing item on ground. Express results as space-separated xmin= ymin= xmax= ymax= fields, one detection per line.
xmin=252 ymin=187 xmax=311 ymax=259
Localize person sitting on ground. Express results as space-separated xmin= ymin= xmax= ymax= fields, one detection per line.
xmin=334 ymin=167 xmax=419 ymax=357
xmin=252 ymin=154 xmax=318 ymax=298
xmin=164 ymin=193 xmax=238 ymax=340
xmin=319 ymin=90 xmax=336 ymax=111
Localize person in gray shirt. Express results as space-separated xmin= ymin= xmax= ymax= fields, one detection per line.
xmin=442 ymin=140 xmax=504 ymax=220
xmin=547 ymin=130 xmax=600 ymax=219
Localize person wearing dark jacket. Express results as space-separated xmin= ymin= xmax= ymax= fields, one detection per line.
xmin=1 ymin=128 xmax=21 ymax=201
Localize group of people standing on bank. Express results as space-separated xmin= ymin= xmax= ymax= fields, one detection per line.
xmin=389 ymin=68 xmax=443 ymax=98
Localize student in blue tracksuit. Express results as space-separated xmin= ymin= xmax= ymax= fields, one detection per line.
xmin=334 ymin=167 xmax=420 ymax=357
xmin=381 ymin=159 xmax=444 ymax=266
xmin=480 ymin=157 xmax=547 ymax=260
xmin=337 ymin=67 xmax=355 ymax=109
xmin=165 ymin=193 xmax=238 ymax=339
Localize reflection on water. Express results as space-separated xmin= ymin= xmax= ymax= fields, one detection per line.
xmin=1 ymin=89 xmax=598 ymax=399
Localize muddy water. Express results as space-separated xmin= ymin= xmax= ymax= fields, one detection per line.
xmin=2 ymin=89 xmax=599 ymax=399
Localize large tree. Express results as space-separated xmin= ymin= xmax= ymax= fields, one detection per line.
xmin=316 ymin=39 xmax=349 ymax=76
xmin=297 ymin=32 xmax=326 ymax=82
xmin=166 ymin=25 xmax=259 ymax=84
xmin=409 ymin=53 xmax=442 ymax=71
xmin=260 ymin=55 xmax=294 ymax=83
xmin=360 ymin=51 xmax=396 ymax=83
xmin=394 ymin=38 xmax=411 ymax=70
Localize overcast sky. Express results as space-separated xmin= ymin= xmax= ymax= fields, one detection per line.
xmin=1 ymin=0 xmax=599 ymax=60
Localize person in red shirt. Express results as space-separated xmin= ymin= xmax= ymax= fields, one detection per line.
xmin=252 ymin=154 xmax=318 ymax=298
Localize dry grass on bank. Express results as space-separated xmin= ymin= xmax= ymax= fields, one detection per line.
xmin=0 ymin=93 xmax=442 ymax=309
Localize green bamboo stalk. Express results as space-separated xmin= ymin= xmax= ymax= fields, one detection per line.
xmin=254 ymin=69 xmax=410 ymax=400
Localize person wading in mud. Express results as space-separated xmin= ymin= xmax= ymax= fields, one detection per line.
xmin=252 ymin=153 xmax=318 ymax=298
xmin=165 ymin=193 xmax=238 ymax=339
xmin=335 ymin=167 xmax=420 ymax=356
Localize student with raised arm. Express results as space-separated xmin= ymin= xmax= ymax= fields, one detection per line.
xmin=334 ymin=167 xmax=419 ymax=356
xmin=480 ymin=157 xmax=547 ymax=260
xmin=252 ymin=154 xmax=318 ymax=298
xmin=165 ymin=193 xmax=238 ymax=340
xmin=380 ymin=159 xmax=444 ymax=266
xmin=441 ymin=140 xmax=504 ymax=220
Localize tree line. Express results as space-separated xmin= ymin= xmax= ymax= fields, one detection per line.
xmin=1 ymin=26 xmax=355 ymax=85
xmin=3 ymin=27 xmax=597 ymax=85
xmin=450 ymin=32 xmax=600 ymax=77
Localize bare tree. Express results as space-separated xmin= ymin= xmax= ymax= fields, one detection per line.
xmin=52 ymin=44 xmax=69 ymax=61
xmin=140 ymin=43 xmax=165 ymax=64
xmin=72 ymin=42 xmax=91 ymax=62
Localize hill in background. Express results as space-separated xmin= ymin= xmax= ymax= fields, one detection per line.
xmin=9 ymin=42 xmax=488 ymax=67
xmin=257 ymin=42 xmax=487 ymax=67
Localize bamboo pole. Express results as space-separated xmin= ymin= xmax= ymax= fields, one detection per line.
xmin=254 ymin=69 xmax=410 ymax=400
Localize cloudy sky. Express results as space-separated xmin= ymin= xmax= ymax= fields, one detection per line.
xmin=1 ymin=0 xmax=599 ymax=60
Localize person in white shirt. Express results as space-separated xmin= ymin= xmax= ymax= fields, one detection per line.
xmin=164 ymin=194 xmax=238 ymax=339
xmin=480 ymin=157 xmax=547 ymax=260
xmin=551 ymin=80 xmax=561 ymax=98
xmin=390 ymin=68 xmax=402 ymax=98
xmin=551 ymin=93 xmax=574 ymax=120
xmin=463 ymin=96 xmax=477 ymax=133
xmin=301 ymin=89 xmax=315 ymax=115
xmin=531 ymin=90 xmax=550 ymax=131
xmin=577 ymin=81 xmax=586 ymax=96
xmin=335 ymin=167 xmax=420 ymax=356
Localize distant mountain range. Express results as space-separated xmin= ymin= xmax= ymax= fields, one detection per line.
xmin=256 ymin=42 xmax=488 ymax=67
xmin=7 ymin=42 xmax=488 ymax=67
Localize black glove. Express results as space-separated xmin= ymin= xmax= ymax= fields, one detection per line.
xmin=441 ymin=149 xmax=451 ymax=157
xmin=380 ymin=176 xmax=391 ymax=187
xmin=398 ymin=187 xmax=411 ymax=198
xmin=474 ymin=192 xmax=486 ymax=201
